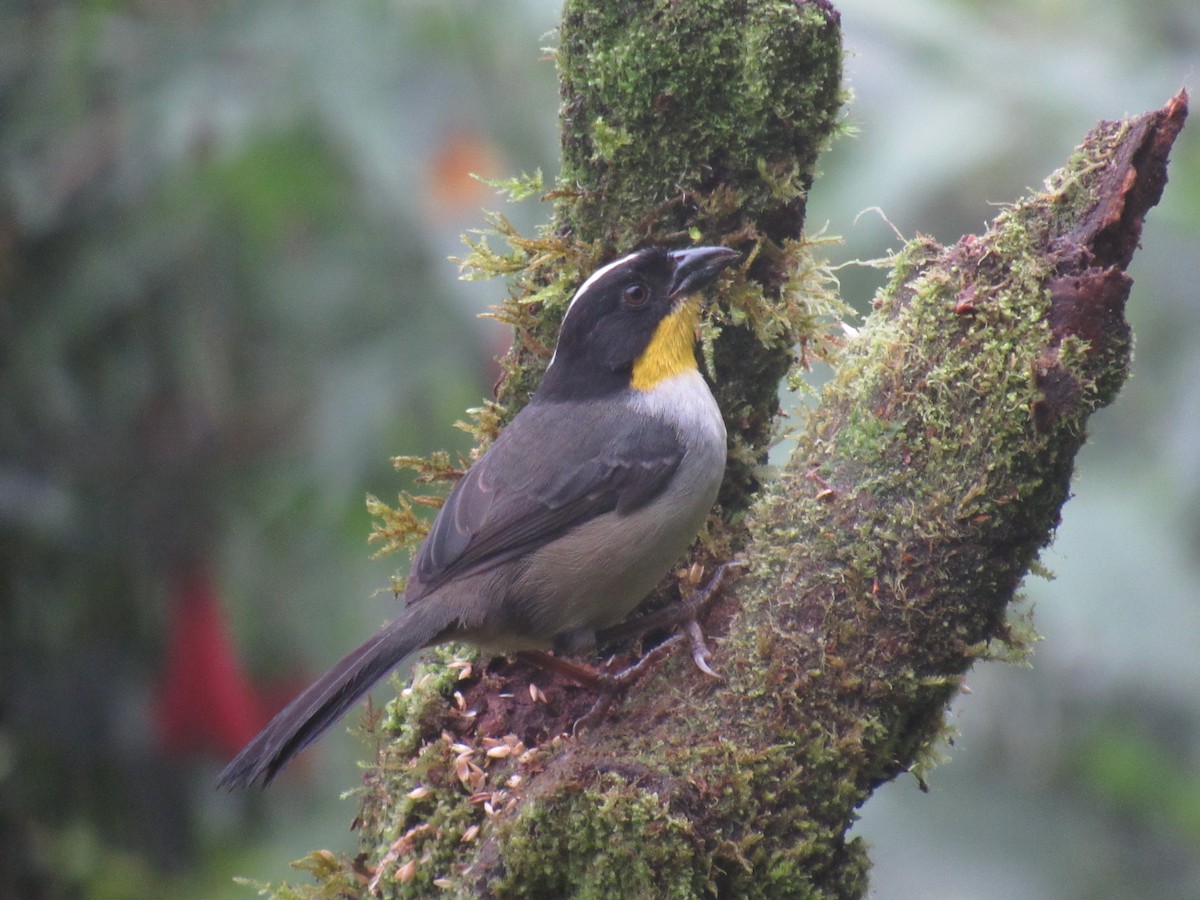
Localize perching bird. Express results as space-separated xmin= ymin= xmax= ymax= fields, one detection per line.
xmin=217 ymin=245 xmax=739 ymax=788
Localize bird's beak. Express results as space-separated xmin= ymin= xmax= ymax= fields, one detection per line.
xmin=667 ymin=246 xmax=741 ymax=299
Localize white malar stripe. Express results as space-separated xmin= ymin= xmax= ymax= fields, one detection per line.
xmin=548 ymin=250 xmax=643 ymax=371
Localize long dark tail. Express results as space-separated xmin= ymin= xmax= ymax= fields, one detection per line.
xmin=217 ymin=602 xmax=448 ymax=789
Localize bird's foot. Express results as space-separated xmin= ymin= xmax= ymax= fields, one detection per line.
xmin=676 ymin=558 xmax=747 ymax=679
xmin=594 ymin=557 xmax=747 ymax=678
xmin=571 ymin=633 xmax=687 ymax=732
xmin=517 ymin=559 xmax=747 ymax=730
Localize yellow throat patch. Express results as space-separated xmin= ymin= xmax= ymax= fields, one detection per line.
xmin=630 ymin=296 xmax=701 ymax=392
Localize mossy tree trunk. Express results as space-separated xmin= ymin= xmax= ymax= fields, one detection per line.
xmin=286 ymin=2 xmax=1186 ymax=897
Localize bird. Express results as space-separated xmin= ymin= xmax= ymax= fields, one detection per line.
xmin=217 ymin=244 xmax=739 ymax=789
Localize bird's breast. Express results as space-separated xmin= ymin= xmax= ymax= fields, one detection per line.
xmin=511 ymin=369 xmax=727 ymax=642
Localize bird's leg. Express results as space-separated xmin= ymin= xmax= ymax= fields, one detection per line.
xmin=514 ymin=649 xmax=611 ymax=691
xmin=514 ymin=639 xmax=682 ymax=733
xmin=569 ymin=632 xmax=687 ymax=732
xmin=516 ymin=560 xmax=746 ymax=730
xmin=515 ymin=632 xmax=682 ymax=695
xmin=596 ymin=558 xmax=748 ymax=677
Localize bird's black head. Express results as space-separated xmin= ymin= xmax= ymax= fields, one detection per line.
xmin=536 ymin=246 xmax=740 ymax=401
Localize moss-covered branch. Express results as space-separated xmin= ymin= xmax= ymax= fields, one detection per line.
xmin=737 ymin=90 xmax=1188 ymax=822
xmin=278 ymin=0 xmax=1186 ymax=894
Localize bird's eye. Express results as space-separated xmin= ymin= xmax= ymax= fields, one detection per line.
xmin=622 ymin=283 xmax=649 ymax=308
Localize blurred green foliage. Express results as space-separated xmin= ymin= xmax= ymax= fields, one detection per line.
xmin=1 ymin=1 xmax=557 ymax=896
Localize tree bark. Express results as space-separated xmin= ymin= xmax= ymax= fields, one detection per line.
xmin=283 ymin=2 xmax=1187 ymax=897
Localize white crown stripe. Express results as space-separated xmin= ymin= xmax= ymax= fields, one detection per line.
xmin=547 ymin=250 xmax=643 ymax=371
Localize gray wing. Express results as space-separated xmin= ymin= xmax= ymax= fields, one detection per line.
xmin=409 ymin=401 xmax=684 ymax=599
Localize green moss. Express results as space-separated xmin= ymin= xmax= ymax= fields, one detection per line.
xmin=691 ymin=738 xmax=871 ymax=899
xmin=718 ymin=97 xmax=1143 ymax=862
xmin=380 ymin=644 xmax=479 ymax=757
xmin=353 ymin=739 xmax=490 ymax=897
xmin=490 ymin=774 xmax=709 ymax=899
xmin=557 ymin=0 xmax=843 ymax=247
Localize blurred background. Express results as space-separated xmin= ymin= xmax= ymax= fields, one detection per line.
xmin=0 ymin=1 xmax=1195 ymax=897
